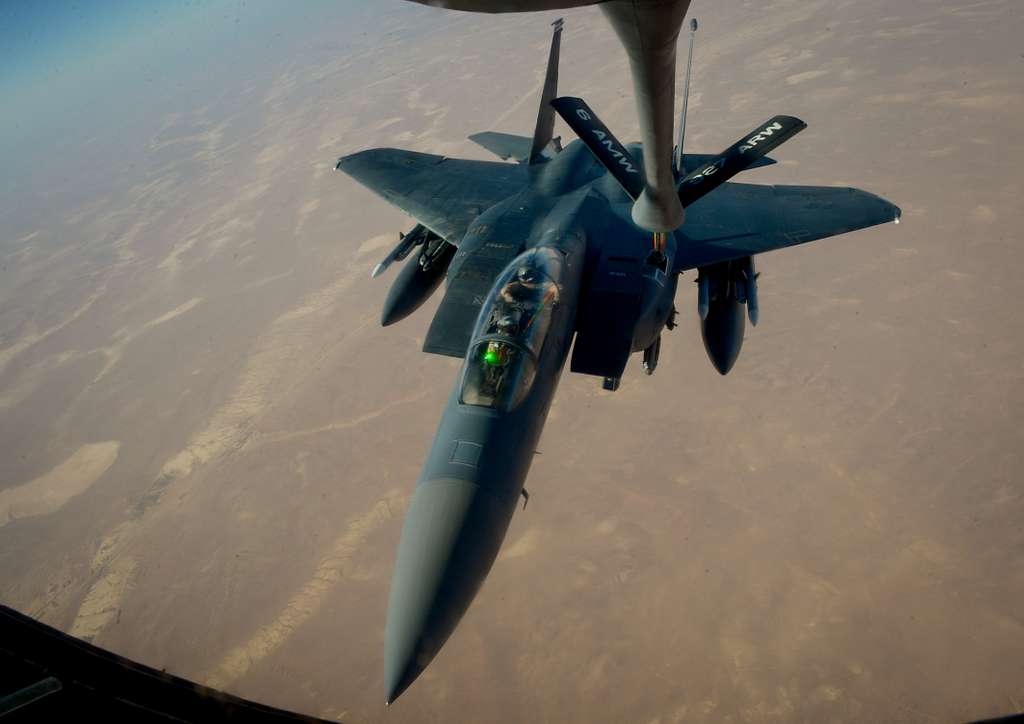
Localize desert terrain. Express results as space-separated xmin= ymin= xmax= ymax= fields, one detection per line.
xmin=1 ymin=1 xmax=1022 ymax=721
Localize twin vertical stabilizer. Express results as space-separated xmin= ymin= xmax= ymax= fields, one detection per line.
xmin=528 ymin=18 xmax=564 ymax=164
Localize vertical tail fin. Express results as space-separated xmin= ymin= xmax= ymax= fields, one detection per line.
xmin=528 ymin=18 xmax=564 ymax=165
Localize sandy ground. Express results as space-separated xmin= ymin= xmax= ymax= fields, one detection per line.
xmin=1 ymin=442 xmax=120 ymax=526
xmin=1 ymin=1 xmax=1022 ymax=722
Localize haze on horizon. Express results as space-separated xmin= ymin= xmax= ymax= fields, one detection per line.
xmin=1 ymin=1 xmax=1022 ymax=722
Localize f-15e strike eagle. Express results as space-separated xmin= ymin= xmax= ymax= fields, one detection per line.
xmin=334 ymin=2 xmax=900 ymax=705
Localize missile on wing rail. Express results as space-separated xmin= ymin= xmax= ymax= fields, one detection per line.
xmin=372 ymin=224 xmax=434 ymax=279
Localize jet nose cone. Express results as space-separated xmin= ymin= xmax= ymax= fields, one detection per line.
xmin=384 ymin=478 xmax=514 ymax=704
xmin=384 ymin=662 xmax=417 ymax=706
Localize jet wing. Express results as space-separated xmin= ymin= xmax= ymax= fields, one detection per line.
xmin=335 ymin=149 xmax=526 ymax=244
xmin=673 ymin=182 xmax=900 ymax=271
xmin=422 ymin=242 xmax=527 ymax=358
xmin=422 ymin=199 xmax=537 ymax=358
xmin=422 ymin=253 xmax=506 ymax=357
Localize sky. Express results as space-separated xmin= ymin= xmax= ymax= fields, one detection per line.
xmin=2 ymin=1 xmax=213 ymax=98
xmin=0 ymin=1 xmax=390 ymax=194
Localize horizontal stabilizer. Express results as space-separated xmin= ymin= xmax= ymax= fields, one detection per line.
xmin=678 ymin=115 xmax=806 ymax=208
xmin=552 ymin=96 xmax=644 ymax=199
xmin=468 ymin=132 xmax=534 ymax=162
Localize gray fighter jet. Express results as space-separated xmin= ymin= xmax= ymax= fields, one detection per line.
xmin=335 ymin=16 xmax=899 ymax=705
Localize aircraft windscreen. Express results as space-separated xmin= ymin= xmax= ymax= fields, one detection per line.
xmin=459 ymin=249 xmax=562 ymax=412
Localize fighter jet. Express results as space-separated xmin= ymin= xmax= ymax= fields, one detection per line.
xmin=334 ymin=17 xmax=899 ymax=705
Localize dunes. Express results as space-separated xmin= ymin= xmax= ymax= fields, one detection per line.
xmin=1 ymin=442 xmax=120 ymax=526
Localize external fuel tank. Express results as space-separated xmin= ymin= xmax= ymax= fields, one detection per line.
xmin=380 ymin=241 xmax=455 ymax=327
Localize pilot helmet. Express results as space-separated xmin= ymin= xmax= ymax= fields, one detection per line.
xmin=496 ymin=315 xmax=517 ymax=335
xmin=516 ymin=266 xmax=540 ymax=286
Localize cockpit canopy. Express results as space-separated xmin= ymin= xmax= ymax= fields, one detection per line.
xmin=459 ymin=248 xmax=564 ymax=412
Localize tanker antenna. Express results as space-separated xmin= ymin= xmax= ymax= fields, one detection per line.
xmin=675 ymin=17 xmax=699 ymax=177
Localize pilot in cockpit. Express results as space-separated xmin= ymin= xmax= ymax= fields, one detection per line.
xmin=500 ymin=266 xmax=543 ymax=306
xmin=498 ymin=266 xmax=557 ymax=335
xmin=496 ymin=310 xmax=522 ymax=336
